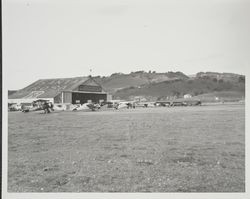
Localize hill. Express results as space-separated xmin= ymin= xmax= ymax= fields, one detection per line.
xmin=93 ymin=71 xmax=189 ymax=93
xmin=8 ymin=90 xmax=18 ymax=97
xmin=113 ymin=74 xmax=245 ymax=101
xmin=196 ymin=72 xmax=244 ymax=82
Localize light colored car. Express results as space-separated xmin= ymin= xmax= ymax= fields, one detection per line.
xmin=21 ymin=103 xmax=33 ymax=112
xmin=9 ymin=104 xmax=22 ymax=111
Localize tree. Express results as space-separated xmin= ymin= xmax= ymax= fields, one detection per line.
xmin=172 ymin=91 xmax=180 ymax=98
xmin=218 ymin=79 xmax=224 ymax=83
xmin=238 ymin=76 xmax=245 ymax=83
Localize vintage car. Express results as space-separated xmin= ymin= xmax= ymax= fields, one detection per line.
xmin=8 ymin=103 xmax=22 ymax=111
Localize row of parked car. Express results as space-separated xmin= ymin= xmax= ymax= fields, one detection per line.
xmin=154 ymin=100 xmax=202 ymax=107
xmin=103 ymin=100 xmax=202 ymax=109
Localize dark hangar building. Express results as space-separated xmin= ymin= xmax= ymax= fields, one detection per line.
xmin=8 ymin=76 xmax=110 ymax=104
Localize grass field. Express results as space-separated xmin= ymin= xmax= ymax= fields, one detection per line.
xmin=8 ymin=104 xmax=245 ymax=192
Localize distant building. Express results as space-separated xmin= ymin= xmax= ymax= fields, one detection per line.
xmin=8 ymin=76 xmax=110 ymax=104
xmin=183 ymin=94 xmax=192 ymax=99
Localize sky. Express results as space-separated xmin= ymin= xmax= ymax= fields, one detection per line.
xmin=3 ymin=0 xmax=250 ymax=90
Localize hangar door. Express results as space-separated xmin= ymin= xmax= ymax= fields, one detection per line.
xmin=72 ymin=93 xmax=107 ymax=104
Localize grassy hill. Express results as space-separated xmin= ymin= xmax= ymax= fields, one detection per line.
xmin=94 ymin=71 xmax=189 ymax=93
xmin=8 ymin=90 xmax=18 ymax=97
xmin=113 ymin=75 xmax=245 ymax=101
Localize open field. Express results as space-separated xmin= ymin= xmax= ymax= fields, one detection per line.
xmin=8 ymin=104 xmax=245 ymax=192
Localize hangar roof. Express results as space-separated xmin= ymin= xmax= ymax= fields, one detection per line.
xmin=9 ymin=76 xmax=91 ymax=99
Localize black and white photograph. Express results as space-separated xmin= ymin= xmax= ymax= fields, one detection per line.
xmin=2 ymin=0 xmax=249 ymax=198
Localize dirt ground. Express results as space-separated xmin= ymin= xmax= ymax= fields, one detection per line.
xmin=8 ymin=104 xmax=245 ymax=192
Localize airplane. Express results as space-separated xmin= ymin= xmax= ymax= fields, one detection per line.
xmin=115 ymin=100 xmax=137 ymax=109
xmin=21 ymin=99 xmax=54 ymax=113
xmin=136 ymin=102 xmax=156 ymax=108
xmin=72 ymin=103 xmax=101 ymax=111
xmin=102 ymin=100 xmax=134 ymax=109
xmin=155 ymin=101 xmax=171 ymax=107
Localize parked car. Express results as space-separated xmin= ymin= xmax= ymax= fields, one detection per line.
xmin=8 ymin=103 xmax=22 ymax=111
xmin=21 ymin=103 xmax=33 ymax=112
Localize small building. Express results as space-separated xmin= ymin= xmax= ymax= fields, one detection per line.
xmin=8 ymin=76 xmax=109 ymax=104
xmin=183 ymin=94 xmax=192 ymax=99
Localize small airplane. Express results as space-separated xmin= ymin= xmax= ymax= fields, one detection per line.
xmin=155 ymin=101 xmax=171 ymax=107
xmin=21 ymin=99 xmax=54 ymax=113
xmin=72 ymin=103 xmax=101 ymax=111
xmin=115 ymin=101 xmax=137 ymax=109
xmin=136 ymin=102 xmax=156 ymax=108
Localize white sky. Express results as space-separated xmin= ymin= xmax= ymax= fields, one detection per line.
xmin=3 ymin=0 xmax=250 ymax=90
